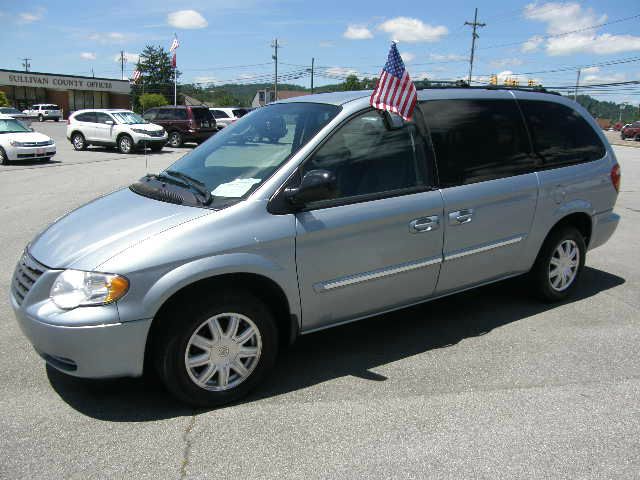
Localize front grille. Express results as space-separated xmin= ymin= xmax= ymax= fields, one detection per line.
xmin=19 ymin=141 xmax=52 ymax=147
xmin=12 ymin=253 xmax=47 ymax=305
xmin=17 ymin=151 xmax=54 ymax=159
xmin=147 ymin=130 xmax=165 ymax=138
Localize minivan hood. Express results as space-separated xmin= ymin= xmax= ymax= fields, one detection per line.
xmin=29 ymin=188 xmax=209 ymax=270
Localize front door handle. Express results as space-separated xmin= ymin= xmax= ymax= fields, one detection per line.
xmin=449 ymin=209 xmax=474 ymax=225
xmin=409 ymin=215 xmax=439 ymax=233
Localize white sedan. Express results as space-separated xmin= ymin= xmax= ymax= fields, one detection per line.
xmin=0 ymin=114 xmax=56 ymax=165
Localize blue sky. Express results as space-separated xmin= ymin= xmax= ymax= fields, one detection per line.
xmin=1 ymin=0 xmax=639 ymax=103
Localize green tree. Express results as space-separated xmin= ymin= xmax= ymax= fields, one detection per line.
xmin=343 ymin=75 xmax=361 ymax=91
xmin=132 ymin=45 xmax=181 ymax=110
xmin=0 ymin=91 xmax=9 ymax=107
xmin=139 ymin=93 xmax=169 ymax=111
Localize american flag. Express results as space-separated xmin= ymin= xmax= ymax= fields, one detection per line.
xmin=370 ymin=43 xmax=417 ymax=121
xmin=170 ymin=36 xmax=180 ymax=52
xmin=131 ymin=70 xmax=142 ymax=83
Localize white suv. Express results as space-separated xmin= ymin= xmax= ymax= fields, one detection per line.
xmin=23 ymin=104 xmax=62 ymax=122
xmin=209 ymin=107 xmax=250 ymax=129
xmin=67 ymin=109 xmax=168 ymax=153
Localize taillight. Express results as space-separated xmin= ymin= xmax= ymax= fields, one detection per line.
xmin=611 ymin=163 xmax=621 ymax=192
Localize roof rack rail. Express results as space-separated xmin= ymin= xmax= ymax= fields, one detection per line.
xmin=415 ymin=80 xmax=560 ymax=95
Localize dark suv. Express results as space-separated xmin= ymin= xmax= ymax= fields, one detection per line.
xmin=621 ymin=121 xmax=640 ymax=141
xmin=143 ymin=106 xmax=216 ymax=147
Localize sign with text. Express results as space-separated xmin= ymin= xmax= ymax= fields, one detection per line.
xmin=0 ymin=71 xmax=130 ymax=94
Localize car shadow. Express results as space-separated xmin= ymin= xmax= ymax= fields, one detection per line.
xmin=4 ymin=159 xmax=62 ymax=166
xmin=47 ymin=266 xmax=625 ymax=421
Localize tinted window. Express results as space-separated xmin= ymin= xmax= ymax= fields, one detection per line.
xmin=155 ymin=109 xmax=176 ymax=120
xmin=143 ymin=110 xmax=157 ymax=121
xmin=211 ymin=110 xmax=230 ymax=119
xmin=519 ymin=100 xmax=605 ymax=166
xmin=302 ymin=110 xmax=427 ymax=201
xmin=95 ymin=112 xmax=113 ymax=124
xmin=44 ymin=105 xmax=59 ymax=110
xmin=191 ymin=108 xmax=213 ymax=121
xmin=75 ymin=112 xmax=96 ymax=123
xmin=421 ymin=99 xmax=534 ymax=187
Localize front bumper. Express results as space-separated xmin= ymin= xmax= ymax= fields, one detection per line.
xmin=11 ymin=292 xmax=152 ymax=378
xmin=7 ymin=145 xmax=56 ymax=161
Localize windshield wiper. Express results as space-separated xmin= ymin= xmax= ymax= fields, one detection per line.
xmin=164 ymin=170 xmax=212 ymax=205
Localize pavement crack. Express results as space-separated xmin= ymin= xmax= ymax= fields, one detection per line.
xmin=179 ymin=412 xmax=197 ymax=480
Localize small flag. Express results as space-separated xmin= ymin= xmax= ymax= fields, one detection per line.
xmin=171 ymin=52 xmax=177 ymax=69
xmin=170 ymin=35 xmax=180 ymax=52
xmin=370 ymin=42 xmax=417 ymax=121
xmin=131 ymin=70 xmax=142 ymax=83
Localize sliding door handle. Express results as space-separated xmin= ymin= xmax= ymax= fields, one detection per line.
xmin=409 ymin=215 xmax=440 ymax=233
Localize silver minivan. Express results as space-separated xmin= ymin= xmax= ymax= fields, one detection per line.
xmin=11 ymin=88 xmax=621 ymax=407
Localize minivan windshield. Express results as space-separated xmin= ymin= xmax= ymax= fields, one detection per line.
xmin=160 ymin=102 xmax=339 ymax=208
xmin=112 ymin=111 xmax=147 ymax=124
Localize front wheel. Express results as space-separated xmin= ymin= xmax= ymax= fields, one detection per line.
xmin=155 ymin=292 xmax=278 ymax=407
xmin=118 ymin=135 xmax=134 ymax=154
xmin=529 ymin=226 xmax=586 ymax=302
xmin=0 ymin=147 xmax=9 ymax=165
xmin=71 ymin=132 xmax=87 ymax=151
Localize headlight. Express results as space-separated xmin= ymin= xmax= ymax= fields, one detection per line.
xmin=50 ymin=270 xmax=129 ymax=309
xmin=131 ymin=128 xmax=149 ymax=135
xmin=10 ymin=140 xmax=27 ymax=147
xmin=45 ymin=139 xmax=54 ymax=146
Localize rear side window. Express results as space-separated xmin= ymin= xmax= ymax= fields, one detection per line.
xmin=155 ymin=109 xmax=176 ymax=120
xmin=192 ymin=108 xmax=213 ymax=121
xmin=143 ymin=110 xmax=157 ymax=121
xmin=519 ymin=100 xmax=605 ymax=166
xmin=421 ymin=99 xmax=534 ymax=187
xmin=74 ymin=112 xmax=96 ymax=123
xmin=211 ymin=109 xmax=230 ymax=119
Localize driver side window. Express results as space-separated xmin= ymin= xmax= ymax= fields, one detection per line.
xmin=302 ymin=110 xmax=427 ymax=201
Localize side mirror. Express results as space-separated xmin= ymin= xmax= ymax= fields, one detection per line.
xmin=381 ymin=111 xmax=404 ymax=130
xmin=284 ymin=169 xmax=337 ymax=206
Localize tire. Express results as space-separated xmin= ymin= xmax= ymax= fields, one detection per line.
xmin=71 ymin=132 xmax=87 ymax=151
xmin=0 ymin=147 xmax=9 ymax=165
xmin=168 ymin=131 xmax=183 ymax=148
xmin=635 ymin=134 xmax=640 ymax=142
xmin=529 ymin=226 xmax=586 ymax=302
xmin=154 ymin=291 xmax=278 ymax=407
xmin=151 ymin=144 xmax=163 ymax=152
xmin=38 ymin=114 xmax=44 ymax=122
xmin=117 ymin=134 xmax=134 ymax=154
xmin=54 ymin=118 xmax=59 ymax=122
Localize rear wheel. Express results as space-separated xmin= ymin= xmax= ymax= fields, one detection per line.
xmin=0 ymin=147 xmax=9 ymax=165
xmin=154 ymin=291 xmax=278 ymax=407
xmin=54 ymin=118 xmax=59 ymax=122
xmin=118 ymin=134 xmax=134 ymax=154
xmin=168 ymin=131 xmax=183 ymax=148
xmin=38 ymin=114 xmax=44 ymax=122
xmin=71 ymin=132 xmax=87 ymax=151
xmin=635 ymin=134 xmax=640 ymax=142
xmin=529 ymin=226 xmax=586 ymax=302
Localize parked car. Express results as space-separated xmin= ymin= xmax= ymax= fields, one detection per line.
xmin=23 ymin=104 xmax=61 ymax=122
xmin=66 ymin=109 xmax=168 ymax=153
xmin=620 ymin=121 xmax=640 ymax=140
xmin=209 ymin=107 xmax=250 ymax=129
xmin=142 ymin=106 xmax=216 ymax=147
xmin=10 ymin=89 xmax=620 ymax=407
xmin=0 ymin=113 xmax=56 ymax=165
xmin=0 ymin=107 xmax=35 ymax=127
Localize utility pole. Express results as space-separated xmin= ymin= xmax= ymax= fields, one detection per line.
xmin=573 ymin=68 xmax=581 ymax=101
xmin=21 ymin=58 xmax=31 ymax=72
xmin=119 ymin=50 xmax=126 ymax=81
xmin=271 ymin=38 xmax=279 ymax=102
xmin=311 ymin=57 xmax=315 ymax=94
xmin=464 ymin=8 xmax=485 ymax=85
xmin=91 ymin=67 xmax=95 ymax=78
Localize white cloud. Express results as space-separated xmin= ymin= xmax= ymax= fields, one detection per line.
xmin=168 ymin=10 xmax=208 ymax=29
xmin=413 ymin=71 xmax=431 ymax=80
xmin=583 ymin=72 xmax=627 ymax=84
xmin=324 ymin=66 xmax=359 ymax=77
xmin=343 ymin=25 xmax=373 ymax=40
xmin=522 ymin=35 xmax=543 ymax=52
xmin=89 ymin=32 xmax=132 ymax=44
xmin=19 ymin=7 xmax=45 ymax=23
xmin=80 ymin=52 xmax=96 ymax=61
xmin=428 ymin=53 xmax=467 ymax=62
xmin=581 ymin=66 xmax=600 ymax=74
xmin=400 ymin=52 xmax=415 ymax=63
xmin=113 ymin=52 xmax=140 ymax=64
xmin=193 ymin=75 xmax=220 ymax=85
xmin=490 ymin=57 xmax=524 ymax=68
xmin=497 ymin=70 xmax=515 ymax=83
xmin=378 ymin=17 xmax=448 ymax=43
xmin=524 ymin=2 xmax=640 ymax=55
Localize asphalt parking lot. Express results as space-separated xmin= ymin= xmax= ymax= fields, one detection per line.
xmin=1 ymin=123 xmax=639 ymax=479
